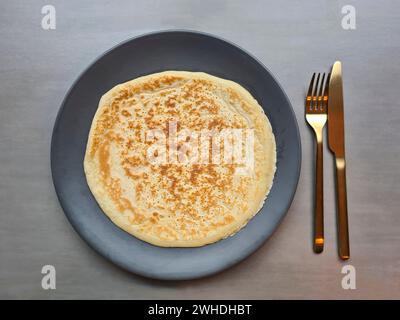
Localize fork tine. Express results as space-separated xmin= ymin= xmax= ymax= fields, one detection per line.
xmin=312 ymin=73 xmax=320 ymax=109
xmin=306 ymin=73 xmax=315 ymax=110
xmin=323 ymin=72 xmax=330 ymax=109
xmin=318 ymin=73 xmax=325 ymax=110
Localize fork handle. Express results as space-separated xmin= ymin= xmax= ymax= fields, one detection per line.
xmin=335 ymin=157 xmax=350 ymax=260
xmin=314 ymin=135 xmax=324 ymax=253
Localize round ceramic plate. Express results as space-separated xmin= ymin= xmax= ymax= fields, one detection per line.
xmin=51 ymin=30 xmax=301 ymax=280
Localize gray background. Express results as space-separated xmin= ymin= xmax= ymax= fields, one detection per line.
xmin=0 ymin=0 xmax=399 ymax=299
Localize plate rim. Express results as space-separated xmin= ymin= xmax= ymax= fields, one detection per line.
xmin=50 ymin=29 xmax=302 ymax=280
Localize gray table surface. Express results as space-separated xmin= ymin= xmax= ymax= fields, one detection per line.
xmin=1 ymin=0 xmax=399 ymax=299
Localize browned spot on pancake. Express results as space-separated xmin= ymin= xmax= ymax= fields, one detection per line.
xmin=98 ymin=141 xmax=110 ymax=179
xmin=121 ymin=109 xmax=131 ymax=117
xmin=135 ymin=183 xmax=143 ymax=194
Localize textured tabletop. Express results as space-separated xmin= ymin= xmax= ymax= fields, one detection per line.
xmin=1 ymin=0 xmax=399 ymax=299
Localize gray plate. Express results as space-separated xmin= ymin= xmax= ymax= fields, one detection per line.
xmin=51 ymin=30 xmax=301 ymax=280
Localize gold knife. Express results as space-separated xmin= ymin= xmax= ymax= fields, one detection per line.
xmin=328 ymin=61 xmax=350 ymax=260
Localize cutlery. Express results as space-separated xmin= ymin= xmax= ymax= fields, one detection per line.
xmin=305 ymin=72 xmax=329 ymax=253
xmin=328 ymin=61 xmax=350 ymax=260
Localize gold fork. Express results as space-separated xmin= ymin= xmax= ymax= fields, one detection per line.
xmin=305 ymin=73 xmax=330 ymax=253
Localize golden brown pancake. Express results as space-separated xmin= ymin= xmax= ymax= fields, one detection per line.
xmin=84 ymin=71 xmax=276 ymax=247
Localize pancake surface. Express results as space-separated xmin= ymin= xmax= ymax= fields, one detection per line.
xmin=84 ymin=71 xmax=276 ymax=247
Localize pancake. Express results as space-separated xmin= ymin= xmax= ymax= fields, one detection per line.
xmin=84 ymin=71 xmax=276 ymax=247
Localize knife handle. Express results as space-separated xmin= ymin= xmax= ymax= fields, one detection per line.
xmin=314 ymin=136 xmax=324 ymax=253
xmin=335 ymin=157 xmax=350 ymax=260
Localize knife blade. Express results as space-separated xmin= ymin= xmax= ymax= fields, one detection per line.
xmin=328 ymin=61 xmax=345 ymax=157
xmin=328 ymin=61 xmax=350 ymax=260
